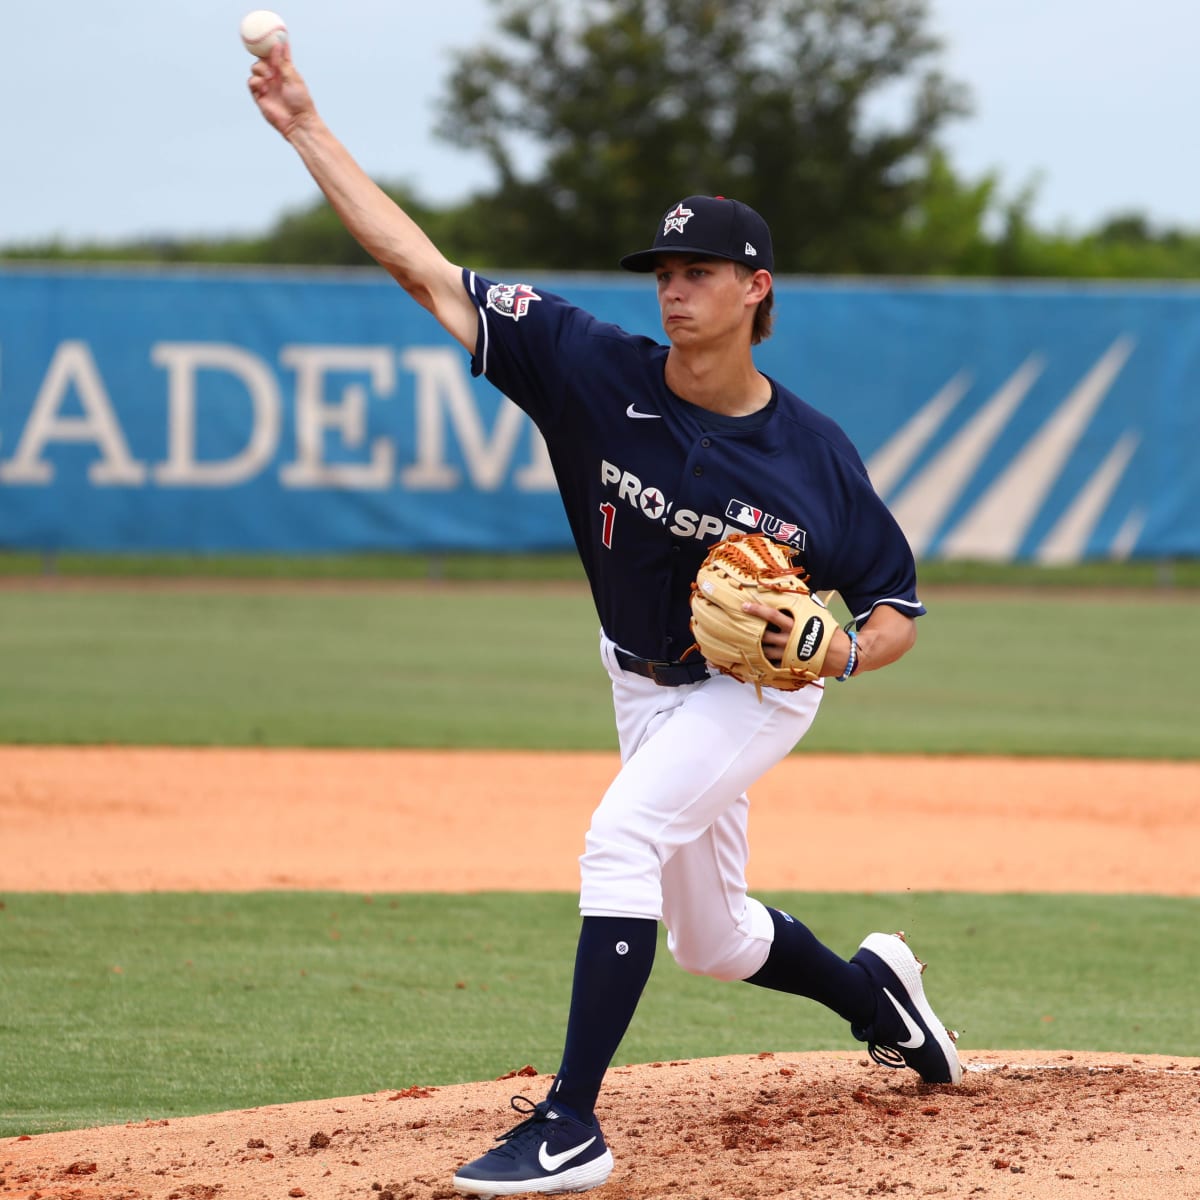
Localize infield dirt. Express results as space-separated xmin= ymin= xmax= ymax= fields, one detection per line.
xmin=2 ymin=746 xmax=1198 ymax=1199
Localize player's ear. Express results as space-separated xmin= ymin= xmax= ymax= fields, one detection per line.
xmin=746 ymin=269 xmax=773 ymax=302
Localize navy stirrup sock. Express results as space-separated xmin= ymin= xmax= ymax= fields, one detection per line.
xmin=549 ymin=915 xmax=657 ymax=1122
xmin=744 ymin=907 xmax=873 ymax=1024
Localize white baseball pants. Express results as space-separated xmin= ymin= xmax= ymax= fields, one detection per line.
xmin=580 ymin=634 xmax=824 ymax=983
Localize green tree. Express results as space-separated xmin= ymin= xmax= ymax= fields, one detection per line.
xmin=887 ymin=149 xmax=999 ymax=275
xmin=435 ymin=0 xmax=970 ymax=271
xmin=0 ymin=185 xmax=470 ymax=270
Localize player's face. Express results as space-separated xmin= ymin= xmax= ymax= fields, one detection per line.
xmin=653 ymin=255 xmax=763 ymax=346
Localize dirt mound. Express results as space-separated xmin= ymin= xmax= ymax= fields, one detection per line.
xmin=4 ymin=1052 xmax=1199 ymax=1200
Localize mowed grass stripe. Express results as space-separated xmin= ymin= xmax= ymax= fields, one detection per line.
xmin=0 ymin=587 xmax=1196 ymax=756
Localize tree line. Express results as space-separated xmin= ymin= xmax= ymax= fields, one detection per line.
xmin=6 ymin=0 xmax=1198 ymax=279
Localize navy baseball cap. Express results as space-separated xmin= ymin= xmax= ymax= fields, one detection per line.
xmin=620 ymin=195 xmax=774 ymax=273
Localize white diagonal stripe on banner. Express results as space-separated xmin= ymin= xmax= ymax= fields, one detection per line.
xmin=866 ymin=371 xmax=971 ymax=498
xmin=941 ymin=336 xmax=1135 ymax=561
xmin=1035 ymin=432 xmax=1140 ymax=564
xmin=888 ymin=356 xmax=1044 ymax=558
xmin=1109 ymin=507 xmax=1148 ymax=561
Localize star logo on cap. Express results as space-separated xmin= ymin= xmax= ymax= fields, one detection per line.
xmin=663 ymin=202 xmax=694 ymax=236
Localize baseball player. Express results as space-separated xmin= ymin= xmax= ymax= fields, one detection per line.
xmin=248 ymin=40 xmax=961 ymax=1199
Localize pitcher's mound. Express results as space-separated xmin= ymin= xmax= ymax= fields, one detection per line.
xmin=4 ymin=1050 xmax=1199 ymax=1200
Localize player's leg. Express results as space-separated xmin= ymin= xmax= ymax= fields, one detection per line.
xmin=456 ymin=657 xmax=823 ymax=1195
xmin=662 ymin=812 xmax=962 ymax=1084
xmin=646 ymin=678 xmax=961 ymax=1085
xmin=656 ymin=772 xmax=875 ymax=1020
xmin=539 ymin=659 xmax=757 ymax=1123
xmin=539 ymin=656 xmax=697 ymax=1124
xmin=545 ymin=670 xmax=824 ymax=1112
xmin=660 ymin=808 xmax=871 ymax=1014
xmin=454 ymin=649 xmax=695 ymax=1196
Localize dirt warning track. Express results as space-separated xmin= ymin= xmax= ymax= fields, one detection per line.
xmin=1 ymin=746 xmax=1197 ymax=894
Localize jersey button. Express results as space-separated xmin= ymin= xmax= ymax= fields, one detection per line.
xmin=693 ymin=466 xmax=704 ymax=477
xmin=701 ymin=438 xmax=712 ymax=447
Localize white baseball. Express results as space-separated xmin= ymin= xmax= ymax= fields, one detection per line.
xmin=240 ymin=10 xmax=288 ymax=57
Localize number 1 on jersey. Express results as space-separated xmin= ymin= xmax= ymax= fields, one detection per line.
xmin=599 ymin=502 xmax=616 ymax=549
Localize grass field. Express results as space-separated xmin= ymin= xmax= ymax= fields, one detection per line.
xmin=2 ymin=891 xmax=1197 ymax=1135
xmin=2 ymin=550 xmax=1198 ymax=590
xmin=0 ymin=583 xmax=1196 ymax=755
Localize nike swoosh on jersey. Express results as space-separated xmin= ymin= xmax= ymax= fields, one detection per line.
xmin=882 ymin=987 xmax=926 ymax=1049
xmin=538 ymin=1136 xmax=597 ymax=1172
xmin=625 ymin=404 xmax=662 ymax=419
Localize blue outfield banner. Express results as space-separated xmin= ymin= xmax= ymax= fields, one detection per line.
xmin=0 ymin=264 xmax=1197 ymax=561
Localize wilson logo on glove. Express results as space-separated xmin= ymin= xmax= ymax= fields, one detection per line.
xmin=796 ymin=615 xmax=825 ymax=662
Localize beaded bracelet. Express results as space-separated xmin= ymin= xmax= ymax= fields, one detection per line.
xmin=836 ymin=629 xmax=858 ymax=682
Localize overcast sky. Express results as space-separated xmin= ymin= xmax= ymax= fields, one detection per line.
xmin=1 ymin=0 xmax=1195 ymax=246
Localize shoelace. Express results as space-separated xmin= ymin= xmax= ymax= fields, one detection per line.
xmin=866 ymin=1042 xmax=907 ymax=1070
xmin=852 ymin=1018 xmax=909 ymax=1071
xmin=488 ymin=1095 xmax=552 ymax=1158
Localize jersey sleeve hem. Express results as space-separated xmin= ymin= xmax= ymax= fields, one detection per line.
xmin=463 ymin=268 xmax=489 ymax=377
xmin=850 ymin=596 xmax=927 ymax=626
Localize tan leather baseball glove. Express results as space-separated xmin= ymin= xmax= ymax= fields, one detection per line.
xmin=687 ymin=533 xmax=838 ymax=700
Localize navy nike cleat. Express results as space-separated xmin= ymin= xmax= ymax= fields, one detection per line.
xmin=850 ymin=931 xmax=963 ymax=1084
xmin=452 ymin=1095 xmax=614 ymax=1197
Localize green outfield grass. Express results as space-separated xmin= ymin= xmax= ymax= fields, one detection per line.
xmin=0 ymin=584 xmax=1196 ymax=756
xmin=0 ymin=550 xmax=591 ymax=583
xmin=1 ymin=890 xmax=1196 ymax=1136
xmin=2 ymin=550 xmax=1198 ymax=589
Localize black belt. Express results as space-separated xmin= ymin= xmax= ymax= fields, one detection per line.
xmin=613 ymin=648 xmax=710 ymax=687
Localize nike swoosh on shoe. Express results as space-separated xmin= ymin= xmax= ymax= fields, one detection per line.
xmin=882 ymin=986 xmax=926 ymax=1049
xmin=537 ymin=1136 xmax=597 ymax=1172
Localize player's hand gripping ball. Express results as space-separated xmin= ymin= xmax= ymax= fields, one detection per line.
xmin=688 ymin=533 xmax=838 ymax=700
xmin=240 ymin=10 xmax=288 ymax=57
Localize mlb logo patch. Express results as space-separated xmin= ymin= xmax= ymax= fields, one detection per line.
xmin=726 ymin=499 xmax=762 ymax=528
xmin=486 ymin=283 xmax=541 ymax=321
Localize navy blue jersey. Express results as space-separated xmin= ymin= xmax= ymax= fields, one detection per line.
xmin=465 ymin=271 xmax=924 ymax=662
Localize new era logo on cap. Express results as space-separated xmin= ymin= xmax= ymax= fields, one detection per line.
xmin=620 ymin=195 xmax=774 ymax=273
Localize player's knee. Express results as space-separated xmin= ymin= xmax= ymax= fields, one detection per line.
xmin=580 ymin=813 xmax=660 ymax=884
xmin=668 ymin=931 xmax=764 ymax=982
xmin=578 ymin=823 xmax=664 ymax=918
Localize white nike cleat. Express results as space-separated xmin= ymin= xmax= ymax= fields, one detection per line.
xmin=850 ymin=931 xmax=963 ymax=1084
xmin=452 ymin=1095 xmax=614 ymax=1197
